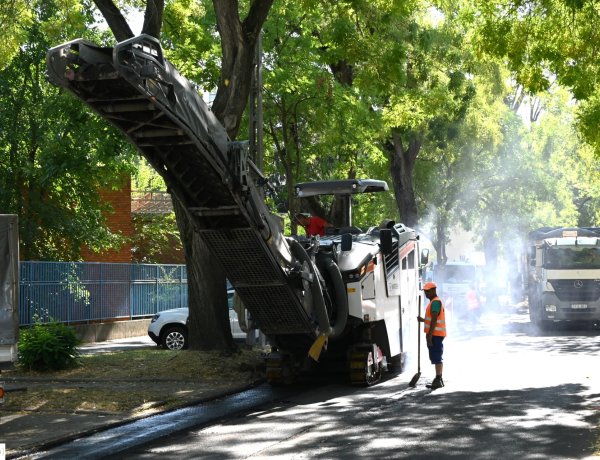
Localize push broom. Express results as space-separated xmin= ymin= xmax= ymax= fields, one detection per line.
xmin=408 ymin=295 xmax=422 ymax=387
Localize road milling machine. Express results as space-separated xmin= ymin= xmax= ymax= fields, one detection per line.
xmin=46 ymin=35 xmax=427 ymax=385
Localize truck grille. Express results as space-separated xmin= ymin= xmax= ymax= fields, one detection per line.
xmin=549 ymin=279 xmax=600 ymax=302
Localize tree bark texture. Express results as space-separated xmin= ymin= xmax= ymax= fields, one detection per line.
xmin=141 ymin=0 xmax=164 ymax=38
xmin=93 ymin=0 xmax=134 ymax=42
xmin=172 ymin=197 xmax=234 ymax=351
xmin=386 ymin=128 xmax=420 ymax=228
xmin=434 ymin=214 xmax=448 ymax=265
xmin=211 ymin=0 xmax=274 ymax=139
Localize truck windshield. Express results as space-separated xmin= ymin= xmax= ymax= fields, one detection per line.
xmin=544 ymin=246 xmax=600 ymax=269
xmin=435 ymin=265 xmax=476 ymax=283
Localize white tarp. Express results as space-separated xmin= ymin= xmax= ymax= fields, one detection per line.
xmin=0 ymin=215 xmax=19 ymax=362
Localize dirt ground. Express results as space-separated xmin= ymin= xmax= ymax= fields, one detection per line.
xmin=1 ymin=347 xmax=266 ymax=418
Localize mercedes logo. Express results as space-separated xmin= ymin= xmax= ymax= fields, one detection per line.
xmin=574 ymin=280 xmax=584 ymax=288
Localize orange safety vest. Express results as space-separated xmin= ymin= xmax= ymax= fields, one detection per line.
xmin=466 ymin=289 xmax=480 ymax=310
xmin=424 ymin=296 xmax=447 ymax=337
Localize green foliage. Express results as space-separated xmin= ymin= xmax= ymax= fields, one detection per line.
xmin=578 ymin=93 xmax=600 ymax=148
xmin=132 ymin=157 xmax=167 ymax=191
xmin=0 ymin=2 xmax=137 ymax=260
xmin=252 ymin=1 xmax=423 ymax=225
xmin=131 ymin=212 xmax=183 ymax=263
xmin=11 ymin=0 xmax=600 ymax=269
xmin=18 ymin=319 xmax=81 ymax=372
xmin=0 ymin=0 xmax=32 ymax=65
xmin=162 ymin=0 xmax=221 ymax=87
xmin=471 ymin=0 xmax=600 ymax=151
xmin=417 ymin=58 xmax=600 ymax=267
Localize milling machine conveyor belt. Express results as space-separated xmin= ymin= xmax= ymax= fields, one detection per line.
xmin=46 ymin=35 xmax=314 ymax=335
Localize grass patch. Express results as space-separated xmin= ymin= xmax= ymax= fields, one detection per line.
xmin=2 ymin=347 xmax=265 ymax=415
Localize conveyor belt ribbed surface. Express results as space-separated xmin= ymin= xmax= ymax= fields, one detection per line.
xmin=46 ymin=36 xmax=313 ymax=335
xmin=200 ymin=228 xmax=313 ymax=334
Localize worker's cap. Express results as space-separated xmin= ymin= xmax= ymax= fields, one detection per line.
xmin=423 ymin=282 xmax=437 ymax=291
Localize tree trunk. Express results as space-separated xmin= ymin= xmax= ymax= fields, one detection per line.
xmin=386 ymin=128 xmax=420 ymax=228
xmin=96 ymin=0 xmax=274 ymax=351
xmin=483 ymin=222 xmax=500 ymax=308
xmin=211 ymin=0 xmax=274 ymax=139
xmin=434 ymin=214 xmax=448 ymax=265
xmin=172 ymin=198 xmax=235 ymax=351
xmin=93 ymin=0 xmax=135 ymax=41
xmin=141 ymin=0 xmax=164 ymax=38
xmin=170 ymin=0 xmax=274 ymax=349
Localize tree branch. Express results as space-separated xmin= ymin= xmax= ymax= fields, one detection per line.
xmin=244 ymin=0 xmax=274 ymax=40
xmin=141 ymin=0 xmax=164 ymax=38
xmin=211 ymin=0 xmax=274 ymax=138
xmin=93 ymin=0 xmax=134 ymax=42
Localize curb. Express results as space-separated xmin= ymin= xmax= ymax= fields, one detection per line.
xmin=6 ymin=378 xmax=265 ymax=459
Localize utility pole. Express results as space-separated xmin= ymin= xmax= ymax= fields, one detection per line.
xmin=247 ymin=33 xmax=267 ymax=347
xmin=249 ymin=33 xmax=264 ymax=181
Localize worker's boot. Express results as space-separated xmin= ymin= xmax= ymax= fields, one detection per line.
xmin=426 ymin=376 xmax=444 ymax=390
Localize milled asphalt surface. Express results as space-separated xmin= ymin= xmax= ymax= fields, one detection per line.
xmin=0 ymin=336 xmax=260 ymax=459
xmin=29 ymin=384 xmax=301 ymax=460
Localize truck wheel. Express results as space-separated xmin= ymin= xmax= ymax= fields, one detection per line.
xmin=529 ymin=298 xmax=545 ymax=325
xmin=161 ymin=326 xmax=188 ymax=350
xmin=537 ymin=319 xmax=554 ymax=331
xmin=530 ymin=304 xmax=554 ymax=331
xmin=529 ymin=307 xmax=537 ymax=324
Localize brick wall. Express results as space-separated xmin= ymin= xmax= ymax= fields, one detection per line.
xmin=81 ymin=176 xmax=133 ymax=263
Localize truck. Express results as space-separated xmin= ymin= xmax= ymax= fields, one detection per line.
xmin=46 ymin=35 xmax=428 ymax=385
xmin=429 ymin=261 xmax=481 ymax=322
xmin=526 ymin=227 xmax=600 ymax=329
xmin=0 ymin=215 xmax=19 ymax=364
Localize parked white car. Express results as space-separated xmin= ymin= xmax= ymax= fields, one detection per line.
xmin=148 ymin=290 xmax=246 ymax=350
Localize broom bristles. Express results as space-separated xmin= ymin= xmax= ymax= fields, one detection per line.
xmin=408 ymin=371 xmax=421 ymax=387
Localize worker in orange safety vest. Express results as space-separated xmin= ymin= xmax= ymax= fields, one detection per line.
xmin=417 ymin=281 xmax=447 ymax=390
xmin=466 ymin=285 xmax=482 ymax=322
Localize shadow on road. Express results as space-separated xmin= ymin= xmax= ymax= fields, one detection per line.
xmin=125 ymin=380 xmax=600 ymax=459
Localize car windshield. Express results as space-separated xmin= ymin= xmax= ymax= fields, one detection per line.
xmin=544 ymin=246 xmax=600 ymax=269
xmin=434 ymin=265 xmax=476 ymax=283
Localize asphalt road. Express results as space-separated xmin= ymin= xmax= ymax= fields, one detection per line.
xmin=32 ymin=310 xmax=600 ymax=459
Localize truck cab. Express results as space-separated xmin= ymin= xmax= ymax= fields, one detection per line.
xmin=527 ymin=227 xmax=600 ymax=329
xmin=430 ymin=261 xmax=481 ymax=321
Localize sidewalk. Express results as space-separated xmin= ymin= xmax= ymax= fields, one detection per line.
xmin=0 ymin=336 xmax=262 ymax=459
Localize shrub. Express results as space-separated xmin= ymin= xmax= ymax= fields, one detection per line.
xmin=18 ymin=320 xmax=81 ymax=371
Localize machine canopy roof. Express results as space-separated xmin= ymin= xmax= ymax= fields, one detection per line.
xmin=295 ymin=179 xmax=388 ymax=197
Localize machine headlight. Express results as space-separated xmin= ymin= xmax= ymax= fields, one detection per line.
xmin=151 ymin=313 xmax=160 ymax=323
xmin=544 ymin=304 xmax=557 ymax=312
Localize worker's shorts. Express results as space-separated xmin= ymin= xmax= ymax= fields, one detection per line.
xmin=427 ymin=336 xmax=444 ymax=365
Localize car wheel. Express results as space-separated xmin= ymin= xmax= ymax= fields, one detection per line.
xmin=161 ymin=326 xmax=188 ymax=350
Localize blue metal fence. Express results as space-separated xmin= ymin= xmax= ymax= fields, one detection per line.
xmin=19 ymin=261 xmax=188 ymax=326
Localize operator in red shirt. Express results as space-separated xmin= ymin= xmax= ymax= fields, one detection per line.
xmin=295 ymin=213 xmax=332 ymax=237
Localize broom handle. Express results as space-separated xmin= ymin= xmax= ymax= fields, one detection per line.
xmin=417 ymin=295 xmax=421 ymax=373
